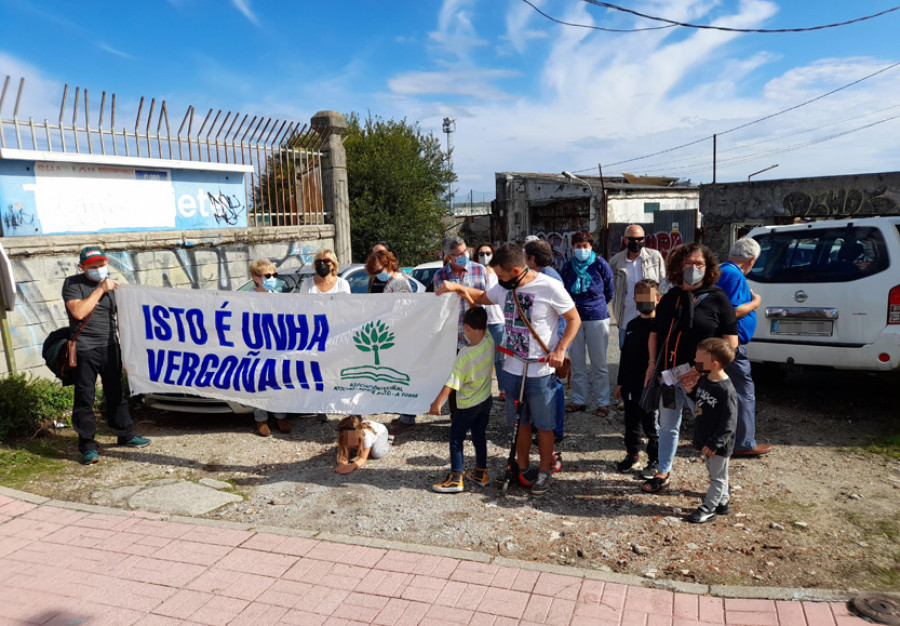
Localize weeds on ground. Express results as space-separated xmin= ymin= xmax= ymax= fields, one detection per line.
xmin=863 ymin=434 xmax=900 ymax=459
xmin=0 ymin=374 xmax=74 ymax=441
xmin=0 ymin=439 xmax=68 ymax=488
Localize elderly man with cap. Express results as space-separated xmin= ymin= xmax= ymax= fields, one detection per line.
xmin=63 ymin=246 xmax=150 ymax=464
xmin=609 ymin=224 xmax=666 ymax=351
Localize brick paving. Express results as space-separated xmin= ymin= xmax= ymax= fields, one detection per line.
xmin=0 ymin=491 xmax=869 ymax=625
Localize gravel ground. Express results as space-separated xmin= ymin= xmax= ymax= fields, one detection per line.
xmin=22 ymin=339 xmax=900 ymax=592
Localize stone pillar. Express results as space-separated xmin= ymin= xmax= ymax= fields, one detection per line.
xmin=311 ymin=111 xmax=351 ymax=265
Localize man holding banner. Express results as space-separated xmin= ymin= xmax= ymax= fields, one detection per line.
xmin=64 ymin=246 xmax=150 ymax=464
xmin=438 ymin=244 xmax=580 ymax=496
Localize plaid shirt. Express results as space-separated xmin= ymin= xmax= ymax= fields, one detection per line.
xmin=433 ymin=260 xmax=487 ymax=348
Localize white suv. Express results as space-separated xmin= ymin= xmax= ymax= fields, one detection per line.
xmin=745 ymin=216 xmax=900 ymax=372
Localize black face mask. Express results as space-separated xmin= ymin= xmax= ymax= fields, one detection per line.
xmin=694 ymin=362 xmax=712 ymax=374
xmin=636 ymin=301 xmax=656 ymax=315
xmin=315 ymin=262 xmax=331 ymax=277
xmin=627 ymin=240 xmax=644 ymax=254
xmin=498 ymin=268 xmax=528 ymax=290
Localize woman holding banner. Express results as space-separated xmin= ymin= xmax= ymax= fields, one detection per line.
xmin=300 ymin=249 xmax=351 ymax=294
xmin=248 ymin=258 xmax=292 ymax=436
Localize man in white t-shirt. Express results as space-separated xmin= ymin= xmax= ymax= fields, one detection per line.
xmin=438 ymin=244 xmax=580 ymax=495
xmin=609 ymin=224 xmax=666 ymax=350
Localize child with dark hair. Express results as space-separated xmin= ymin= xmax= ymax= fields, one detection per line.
xmin=614 ymin=278 xmax=660 ymax=476
xmin=681 ymin=337 xmax=738 ymax=523
xmin=429 ymin=306 xmax=494 ymax=493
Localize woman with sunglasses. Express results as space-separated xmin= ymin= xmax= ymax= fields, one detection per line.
xmin=300 ymin=249 xmax=350 ymax=294
xmin=247 ymin=259 xmax=291 ymax=435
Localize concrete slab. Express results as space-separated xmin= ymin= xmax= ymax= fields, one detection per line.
xmin=91 ymin=479 xmax=242 ymax=516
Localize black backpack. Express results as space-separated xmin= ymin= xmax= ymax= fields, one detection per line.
xmin=42 ymin=327 xmax=74 ymax=385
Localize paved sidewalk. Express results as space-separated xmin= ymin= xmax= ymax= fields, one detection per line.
xmin=0 ymin=490 xmax=868 ymax=626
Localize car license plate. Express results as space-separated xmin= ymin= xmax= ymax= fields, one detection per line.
xmin=770 ymin=319 xmax=834 ymax=336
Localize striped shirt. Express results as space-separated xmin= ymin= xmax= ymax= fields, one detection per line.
xmin=433 ymin=261 xmax=487 ymax=348
xmin=445 ymin=333 xmax=495 ymax=409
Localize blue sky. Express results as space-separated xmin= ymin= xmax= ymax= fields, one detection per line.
xmin=2 ymin=0 xmax=899 ymax=197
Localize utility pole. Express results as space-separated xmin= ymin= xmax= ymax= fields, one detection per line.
xmin=442 ymin=117 xmax=455 ymax=213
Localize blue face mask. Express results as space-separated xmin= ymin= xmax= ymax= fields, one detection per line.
xmin=377 ymin=270 xmax=391 ymax=282
xmin=455 ymin=253 xmax=469 ymax=266
xmin=262 ymin=276 xmax=282 ymax=292
xmin=573 ymin=248 xmax=592 ymax=262
xmin=86 ymin=266 xmax=109 ymax=282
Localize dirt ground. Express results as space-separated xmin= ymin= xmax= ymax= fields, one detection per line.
xmin=12 ymin=363 xmax=900 ymax=592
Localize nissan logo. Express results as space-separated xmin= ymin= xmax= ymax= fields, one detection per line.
xmin=794 ymin=290 xmax=808 ymax=303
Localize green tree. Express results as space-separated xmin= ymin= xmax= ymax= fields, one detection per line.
xmin=345 ymin=113 xmax=455 ymax=265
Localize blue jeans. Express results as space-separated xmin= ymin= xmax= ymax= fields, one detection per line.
xmin=487 ymin=323 xmax=505 ymax=384
xmin=570 ymin=318 xmax=611 ymax=407
xmin=553 ymin=376 xmax=566 ymax=439
xmin=500 ymin=371 xmax=557 ymax=431
xmin=449 ymin=398 xmax=491 ymax=472
xmin=657 ymin=382 xmax=694 ymax=475
xmin=725 ymin=345 xmax=757 ymax=451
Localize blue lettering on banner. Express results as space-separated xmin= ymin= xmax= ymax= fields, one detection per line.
xmin=241 ymin=313 xmax=330 ymax=351
xmin=146 ymin=349 xmax=325 ymax=394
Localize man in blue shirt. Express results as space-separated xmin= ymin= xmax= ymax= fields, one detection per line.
xmin=717 ymin=238 xmax=772 ymax=456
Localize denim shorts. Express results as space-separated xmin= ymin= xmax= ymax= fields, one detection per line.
xmin=500 ymin=371 xmax=557 ymax=431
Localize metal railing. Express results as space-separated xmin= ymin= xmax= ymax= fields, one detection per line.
xmin=0 ymin=75 xmax=329 ymax=227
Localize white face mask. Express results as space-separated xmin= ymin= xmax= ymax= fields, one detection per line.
xmin=478 ymin=252 xmax=492 ymax=265
xmin=86 ymin=266 xmax=109 ymax=282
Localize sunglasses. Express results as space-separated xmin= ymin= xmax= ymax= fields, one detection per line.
xmin=625 ymin=237 xmax=645 ymax=242
xmin=259 ymin=273 xmax=277 ymax=279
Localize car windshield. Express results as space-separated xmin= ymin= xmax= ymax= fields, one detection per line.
xmin=749 ymin=226 xmax=889 ymax=283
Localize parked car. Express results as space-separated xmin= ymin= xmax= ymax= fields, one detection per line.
xmin=745 ymin=216 xmax=900 ymax=372
xmin=142 ymin=263 xmax=427 ymax=414
xmin=410 ymin=261 xmax=444 ymax=293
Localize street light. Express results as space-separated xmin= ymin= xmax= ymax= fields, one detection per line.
xmin=562 ymin=171 xmax=594 ymax=223
xmin=443 ymin=118 xmax=456 ymax=212
xmin=747 ymin=164 xmax=779 ymax=181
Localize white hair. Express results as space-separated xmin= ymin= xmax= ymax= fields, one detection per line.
xmin=442 ymin=235 xmax=466 ymax=255
xmin=729 ymin=237 xmax=761 ymax=260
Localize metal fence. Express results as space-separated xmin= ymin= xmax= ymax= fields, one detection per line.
xmin=0 ymin=75 xmax=329 ymax=227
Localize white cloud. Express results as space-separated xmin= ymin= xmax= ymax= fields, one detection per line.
xmin=501 ymin=0 xmax=548 ymax=55
xmin=97 ymin=43 xmax=133 ymax=60
xmin=0 ymin=52 xmax=63 ymax=123
xmin=388 ymin=69 xmax=518 ymax=98
xmin=231 ymin=0 xmax=259 ymax=26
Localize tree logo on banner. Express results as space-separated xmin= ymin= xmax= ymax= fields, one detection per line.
xmin=340 ymin=320 xmax=411 ymax=386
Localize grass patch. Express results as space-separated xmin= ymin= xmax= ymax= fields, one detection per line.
xmin=863 ymin=433 xmax=900 ymax=459
xmin=0 ymin=439 xmax=69 ymax=488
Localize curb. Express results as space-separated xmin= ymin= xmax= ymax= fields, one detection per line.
xmin=0 ymin=485 xmax=859 ymax=602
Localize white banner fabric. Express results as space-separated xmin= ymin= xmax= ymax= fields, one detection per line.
xmin=117 ymin=285 xmax=459 ymax=415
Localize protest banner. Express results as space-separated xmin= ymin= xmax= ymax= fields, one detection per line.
xmin=117 ymin=284 xmax=459 ymax=415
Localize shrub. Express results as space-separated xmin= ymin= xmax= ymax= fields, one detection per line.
xmin=0 ymin=373 xmax=74 ymax=442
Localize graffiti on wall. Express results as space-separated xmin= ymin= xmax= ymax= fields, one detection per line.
xmin=645 ymin=227 xmax=684 ymax=259
xmin=533 ymin=229 xmax=577 ymax=272
xmin=781 ymin=186 xmax=899 ymax=217
xmin=3 ymin=202 xmax=34 ymax=234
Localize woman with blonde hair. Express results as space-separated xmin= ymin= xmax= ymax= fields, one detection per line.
xmin=300 ymin=249 xmax=351 ymax=294
xmin=334 ymin=415 xmax=391 ymax=474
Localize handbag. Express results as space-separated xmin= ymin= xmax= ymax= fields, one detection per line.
xmin=42 ymin=311 xmax=93 ymax=386
xmin=511 ymin=287 xmax=571 ymax=379
xmin=639 ymin=349 xmax=664 ymax=412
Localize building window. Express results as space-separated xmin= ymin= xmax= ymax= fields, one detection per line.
xmin=644 ymin=202 xmax=660 ymax=213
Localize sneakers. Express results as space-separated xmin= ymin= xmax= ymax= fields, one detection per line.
xmin=640 ymin=460 xmax=659 ymax=480
xmin=256 ymin=422 xmax=271 ymax=437
xmin=617 ymin=455 xmax=641 ymax=473
xmin=531 ymin=471 xmax=552 ymax=495
xmin=82 ymin=450 xmax=100 ymax=464
xmin=518 ymin=467 xmax=539 ymax=487
xmin=466 ymin=468 xmax=489 ymax=486
xmin=117 ymin=436 xmax=150 ymax=448
xmin=715 ymin=500 xmax=731 ymax=516
xmin=686 ymin=505 xmax=716 ymax=524
xmin=433 ymin=472 xmax=464 ymax=493
xmin=276 ymin=418 xmax=292 ymax=433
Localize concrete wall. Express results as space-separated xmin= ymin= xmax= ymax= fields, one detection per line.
xmin=700 ymin=171 xmax=900 ymax=260
xmin=607 ymin=194 xmax=699 ymax=225
xmin=1 ymin=225 xmax=334 ymax=378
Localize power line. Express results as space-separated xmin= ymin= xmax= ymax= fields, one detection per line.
xmin=519 ymin=0 xmax=674 ymax=32
xmin=581 ymin=0 xmax=900 ymax=34
xmin=572 ymin=60 xmax=900 ymax=173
